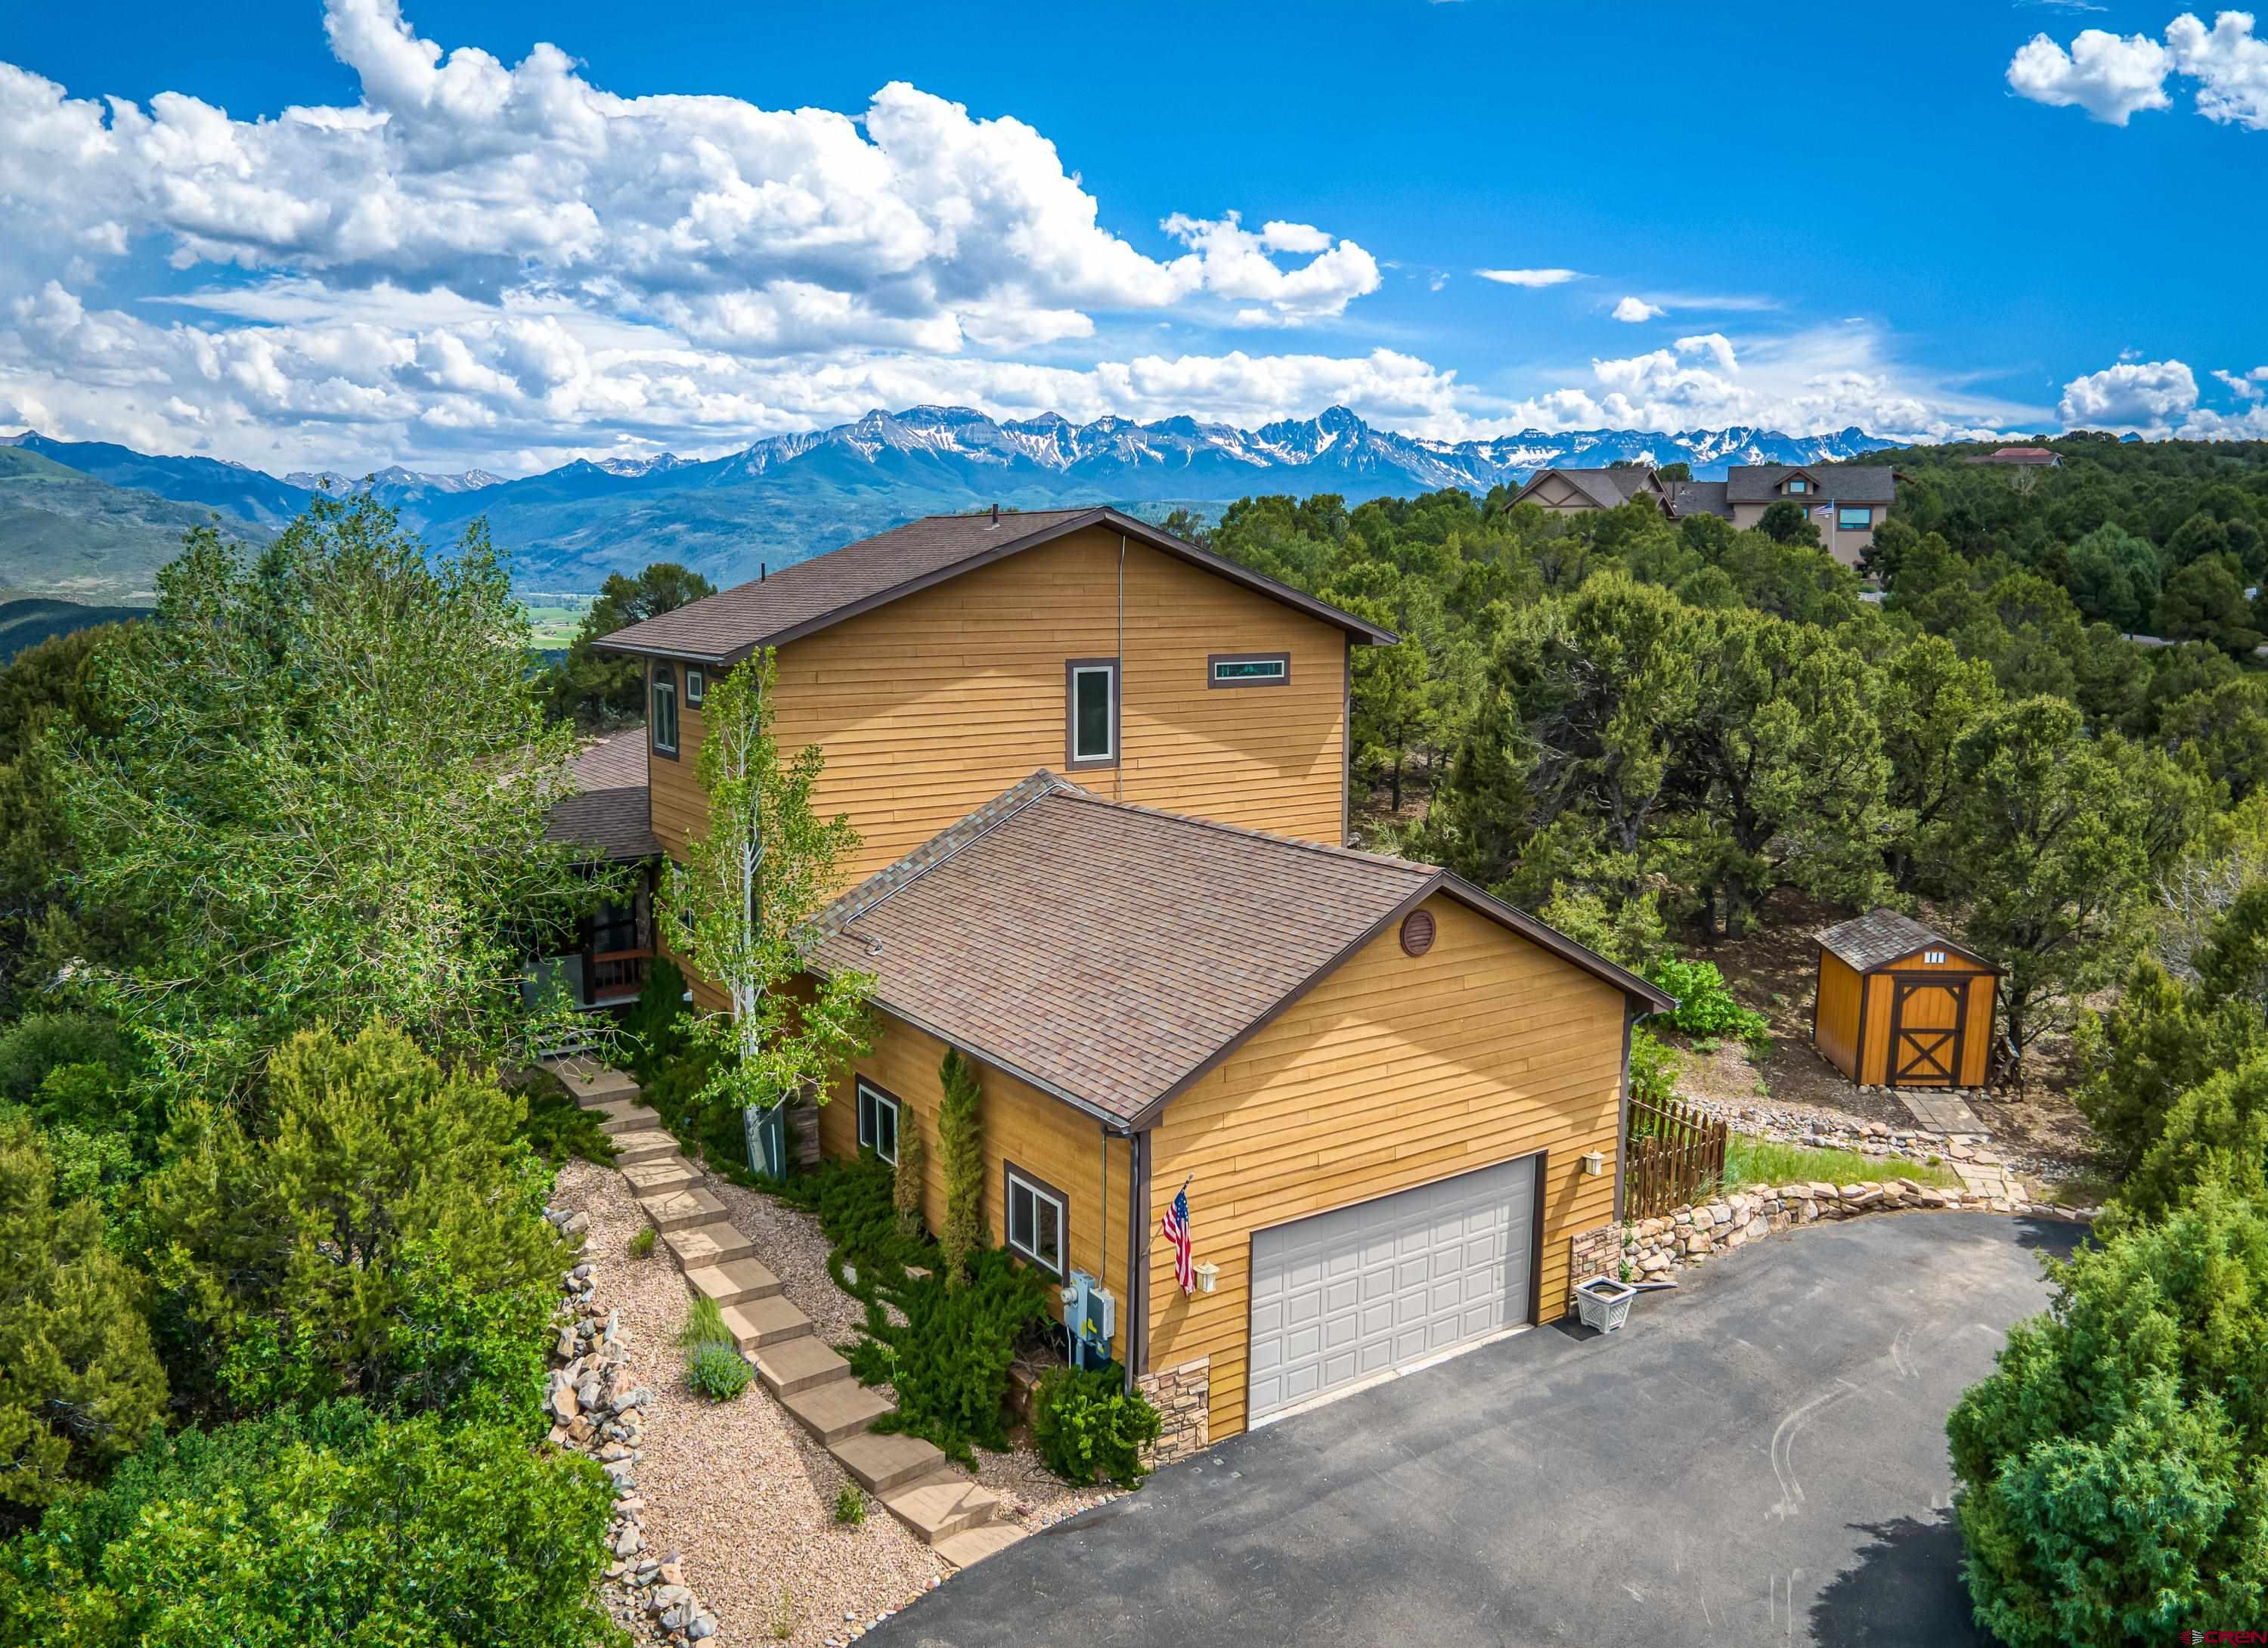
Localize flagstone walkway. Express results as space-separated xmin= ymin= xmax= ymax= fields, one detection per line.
xmin=548 ymin=1055 xmax=1029 ymax=1572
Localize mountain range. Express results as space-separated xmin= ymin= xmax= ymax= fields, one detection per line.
xmin=0 ymin=408 xmax=1895 ymax=600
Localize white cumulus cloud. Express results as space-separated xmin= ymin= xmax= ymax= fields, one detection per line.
xmin=1610 ymin=296 xmax=1666 ymax=323
xmin=2056 ymin=358 xmax=2199 ymax=432
xmin=2010 ymin=10 xmax=2268 ymax=129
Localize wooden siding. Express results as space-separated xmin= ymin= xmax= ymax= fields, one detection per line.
xmin=1813 ymin=949 xmax=1864 ymax=1080
xmin=819 ymin=1010 xmax=1129 ymax=1305
xmin=1855 ymin=949 xmax=1997 ymax=1087
xmin=1142 ymin=891 xmax=1628 ymax=1442
xmin=741 ymin=526 xmax=1348 ymax=882
xmin=647 ymin=658 xmax=711 ymax=862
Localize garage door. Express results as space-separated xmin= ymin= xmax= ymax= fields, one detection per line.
xmin=1247 ymin=1154 xmax=1538 ymax=1423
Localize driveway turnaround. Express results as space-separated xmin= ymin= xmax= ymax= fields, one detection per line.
xmin=872 ymin=1213 xmax=2081 ymax=1648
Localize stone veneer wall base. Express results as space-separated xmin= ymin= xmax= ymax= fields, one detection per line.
xmin=1136 ymin=1355 xmax=1212 ymax=1465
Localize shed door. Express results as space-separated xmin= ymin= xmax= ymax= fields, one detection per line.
xmin=1247 ymin=1155 xmax=1536 ymax=1423
xmin=1889 ymin=977 xmax=1965 ymax=1086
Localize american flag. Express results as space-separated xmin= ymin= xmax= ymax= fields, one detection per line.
xmin=1160 ymin=1179 xmax=1194 ymax=1295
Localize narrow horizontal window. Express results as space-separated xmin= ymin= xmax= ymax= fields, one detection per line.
xmin=1005 ymin=1167 xmax=1065 ymax=1277
xmin=1924 ymin=949 xmax=1947 ymax=965
xmin=1836 ymin=506 xmax=1871 ymax=532
xmin=651 ymin=668 xmax=679 ymax=757
xmin=685 ymin=667 xmax=705 ymax=706
xmin=1209 ymin=652 xmax=1290 ymax=689
xmin=1786 ymin=478 xmax=1809 ymax=494
xmin=856 ymin=1079 xmax=899 ymax=1166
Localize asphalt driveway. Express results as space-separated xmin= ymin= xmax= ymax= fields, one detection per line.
xmin=874 ymin=1213 xmax=2081 ymax=1648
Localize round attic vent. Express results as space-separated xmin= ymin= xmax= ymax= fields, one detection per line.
xmin=1399 ymin=908 xmax=1436 ymax=957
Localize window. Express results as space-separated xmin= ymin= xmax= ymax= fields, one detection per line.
xmin=651 ymin=665 xmax=679 ymax=758
xmin=685 ymin=667 xmax=705 ymax=706
xmin=1836 ymin=506 xmax=1872 ymax=532
xmin=1786 ymin=477 xmax=1810 ymax=494
xmin=855 ymin=1079 xmax=899 ymax=1166
xmin=1924 ymin=949 xmax=1947 ymax=965
xmin=1209 ymin=652 xmax=1290 ymax=689
xmin=1005 ymin=1166 xmax=1065 ymax=1277
xmin=1065 ymin=658 xmax=1117 ymax=767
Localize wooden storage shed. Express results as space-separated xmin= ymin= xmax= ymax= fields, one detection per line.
xmin=1813 ymin=910 xmax=2000 ymax=1089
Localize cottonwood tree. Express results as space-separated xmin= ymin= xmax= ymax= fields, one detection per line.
xmin=658 ymin=650 xmax=874 ymax=1176
xmin=55 ymin=497 xmax=604 ymax=1098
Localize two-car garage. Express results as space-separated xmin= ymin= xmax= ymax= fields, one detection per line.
xmin=1245 ymin=1154 xmax=1541 ymax=1424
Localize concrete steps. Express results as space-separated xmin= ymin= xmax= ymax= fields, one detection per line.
xmin=663 ymin=1222 xmax=758 ymax=1269
xmin=782 ymin=1380 xmax=893 ymax=1445
xmin=594 ymin=1098 xmax=663 ymax=1135
xmin=619 ymin=1155 xmax=705 ymax=1197
xmin=685 ymin=1256 xmax=782 ymax=1306
xmin=881 ymin=1471 xmax=1004 ymax=1544
xmin=612 ymin=1129 xmax=683 ymax=1166
xmin=753 ymin=1335 xmax=851 ymax=1397
xmin=720 ymin=1295 xmax=812 ymax=1351
xmin=559 ymin=1058 xmax=1027 ymax=1569
xmin=832 ymin=1431 xmax=947 ymax=1495
xmin=640 ymin=1185 xmax=732 ymax=1233
xmin=931 ymin=1524 xmax=1028 ymax=1569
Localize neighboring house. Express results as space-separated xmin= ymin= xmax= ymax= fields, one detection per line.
xmin=1724 ymin=464 xmax=1895 ymax=568
xmin=578 ymin=504 xmax=1671 ymax=1445
xmin=532 ymin=727 xmax=662 ymax=1011
xmin=1512 ymin=466 xmax=1665 ymax=516
xmin=1509 ymin=463 xmax=1897 ymax=569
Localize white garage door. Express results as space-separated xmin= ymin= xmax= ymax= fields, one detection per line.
xmin=1247 ymin=1155 xmax=1538 ymax=1423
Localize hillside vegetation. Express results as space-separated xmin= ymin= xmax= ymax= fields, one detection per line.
xmin=1193 ymin=435 xmax=2268 ymax=1076
xmin=0 ymin=447 xmax=265 ymax=603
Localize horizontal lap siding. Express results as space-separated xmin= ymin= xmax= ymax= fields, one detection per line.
xmin=1145 ymin=893 xmax=1627 ymax=1442
xmin=1814 ymin=951 xmax=1862 ymax=1080
xmin=767 ymin=527 xmax=1348 ymax=884
xmin=820 ymin=1011 xmax=1126 ymax=1303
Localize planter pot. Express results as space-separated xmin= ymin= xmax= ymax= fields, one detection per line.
xmin=1574 ymin=1275 xmax=1637 ymax=1334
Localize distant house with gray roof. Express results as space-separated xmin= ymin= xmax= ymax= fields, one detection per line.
xmin=1507 ymin=461 xmax=1897 ymax=568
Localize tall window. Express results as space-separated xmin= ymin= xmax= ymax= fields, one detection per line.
xmin=1836 ymin=506 xmax=1871 ymax=531
xmin=1005 ymin=1166 xmax=1065 ymax=1277
xmin=652 ymin=665 xmax=679 ymax=757
xmin=1065 ymin=659 xmax=1117 ymax=767
xmin=685 ymin=667 xmax=705 ymax=706
xmin=856 ymin=1079 xmax=899 ymax=1166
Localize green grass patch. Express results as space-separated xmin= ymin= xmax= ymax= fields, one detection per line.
xmin=1718 ymin=1133 xmax=1961 ymax=1193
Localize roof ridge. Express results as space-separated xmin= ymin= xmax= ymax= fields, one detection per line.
xmin=1043 ymin=782 xmax=1436 ymax=877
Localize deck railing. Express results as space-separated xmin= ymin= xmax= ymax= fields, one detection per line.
xmin=586 ymin=947 xmax=652 ymax=1002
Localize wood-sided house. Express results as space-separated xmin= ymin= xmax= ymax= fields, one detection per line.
xmin=581 ymin=505 xmax=1671 ymax=1446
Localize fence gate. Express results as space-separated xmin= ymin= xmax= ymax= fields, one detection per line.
xmin=1625 ymin=1095 xmax=1729 ymax=1219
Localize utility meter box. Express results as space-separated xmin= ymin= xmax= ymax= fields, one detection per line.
xmin=1062 ymin=1270 xmax=1116 ymax=1370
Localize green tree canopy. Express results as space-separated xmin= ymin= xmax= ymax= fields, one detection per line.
xmin=144 ymin=1022 xmax=563 ymax=1419
xmin=545 ymin=561 xmax=716 ymax=728
xmin=0 ymin=1114 xmax=168 ymax=1510
xmin=56 ymin=497 xmax=606 ymax=1096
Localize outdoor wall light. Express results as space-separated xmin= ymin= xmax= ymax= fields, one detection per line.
xmin=1194 ymin=1261 xmax=1219 ymax=1293
xmin=1582 ymin=1151 xmax=1606 ymax=1177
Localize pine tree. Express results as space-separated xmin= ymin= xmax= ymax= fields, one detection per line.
xmin=0 ymin=1114 xmax=168 ymax=1507
xmin=892 ymin=1104 xmax=927 ymax=1242
xmin=937 ymin=1049 xmax=985 ymax=1288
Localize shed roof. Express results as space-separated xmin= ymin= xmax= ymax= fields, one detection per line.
xmin=544 ymin=728 xmax=661 ymax=863
xmin=1726 ymin=463 xmax=1896 ymax=503
xmin=804 ymin=773 xmax=1668 ymax=1129
xmin=593 ymin=506 xmax=1396 ymax=666
xmin=1816 ymin=909 xmax=1996 ymax=974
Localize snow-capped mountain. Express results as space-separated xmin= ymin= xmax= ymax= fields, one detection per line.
xmin=5 ymin=407 xmax=1900 ymax=593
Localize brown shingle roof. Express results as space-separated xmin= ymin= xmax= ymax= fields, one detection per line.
xmin=1515 ymin=467 xmax=1665 ymax=510
xmin=544 ymin=728 xmax=661 ymax=863
xmin=1816 ymin=909 xmax=1996 ymax=974
xmin=805 ymin=774 xmax=1668 ymax=1128
xmin=595 ymin=506 xmax=1395 ymax=665
xmin=1726 ymin=463 xmax=1896 ymax=504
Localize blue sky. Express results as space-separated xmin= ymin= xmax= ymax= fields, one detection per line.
xmin=2 ymin=0 xmax=2264 ymax=475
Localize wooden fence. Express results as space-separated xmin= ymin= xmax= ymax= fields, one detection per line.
xmin=1625 ymin=1094 xmax=1729 ymax=1219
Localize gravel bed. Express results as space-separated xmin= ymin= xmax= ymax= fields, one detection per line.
xmin=553 ymin=1157 xmax=1113 ymax=1646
